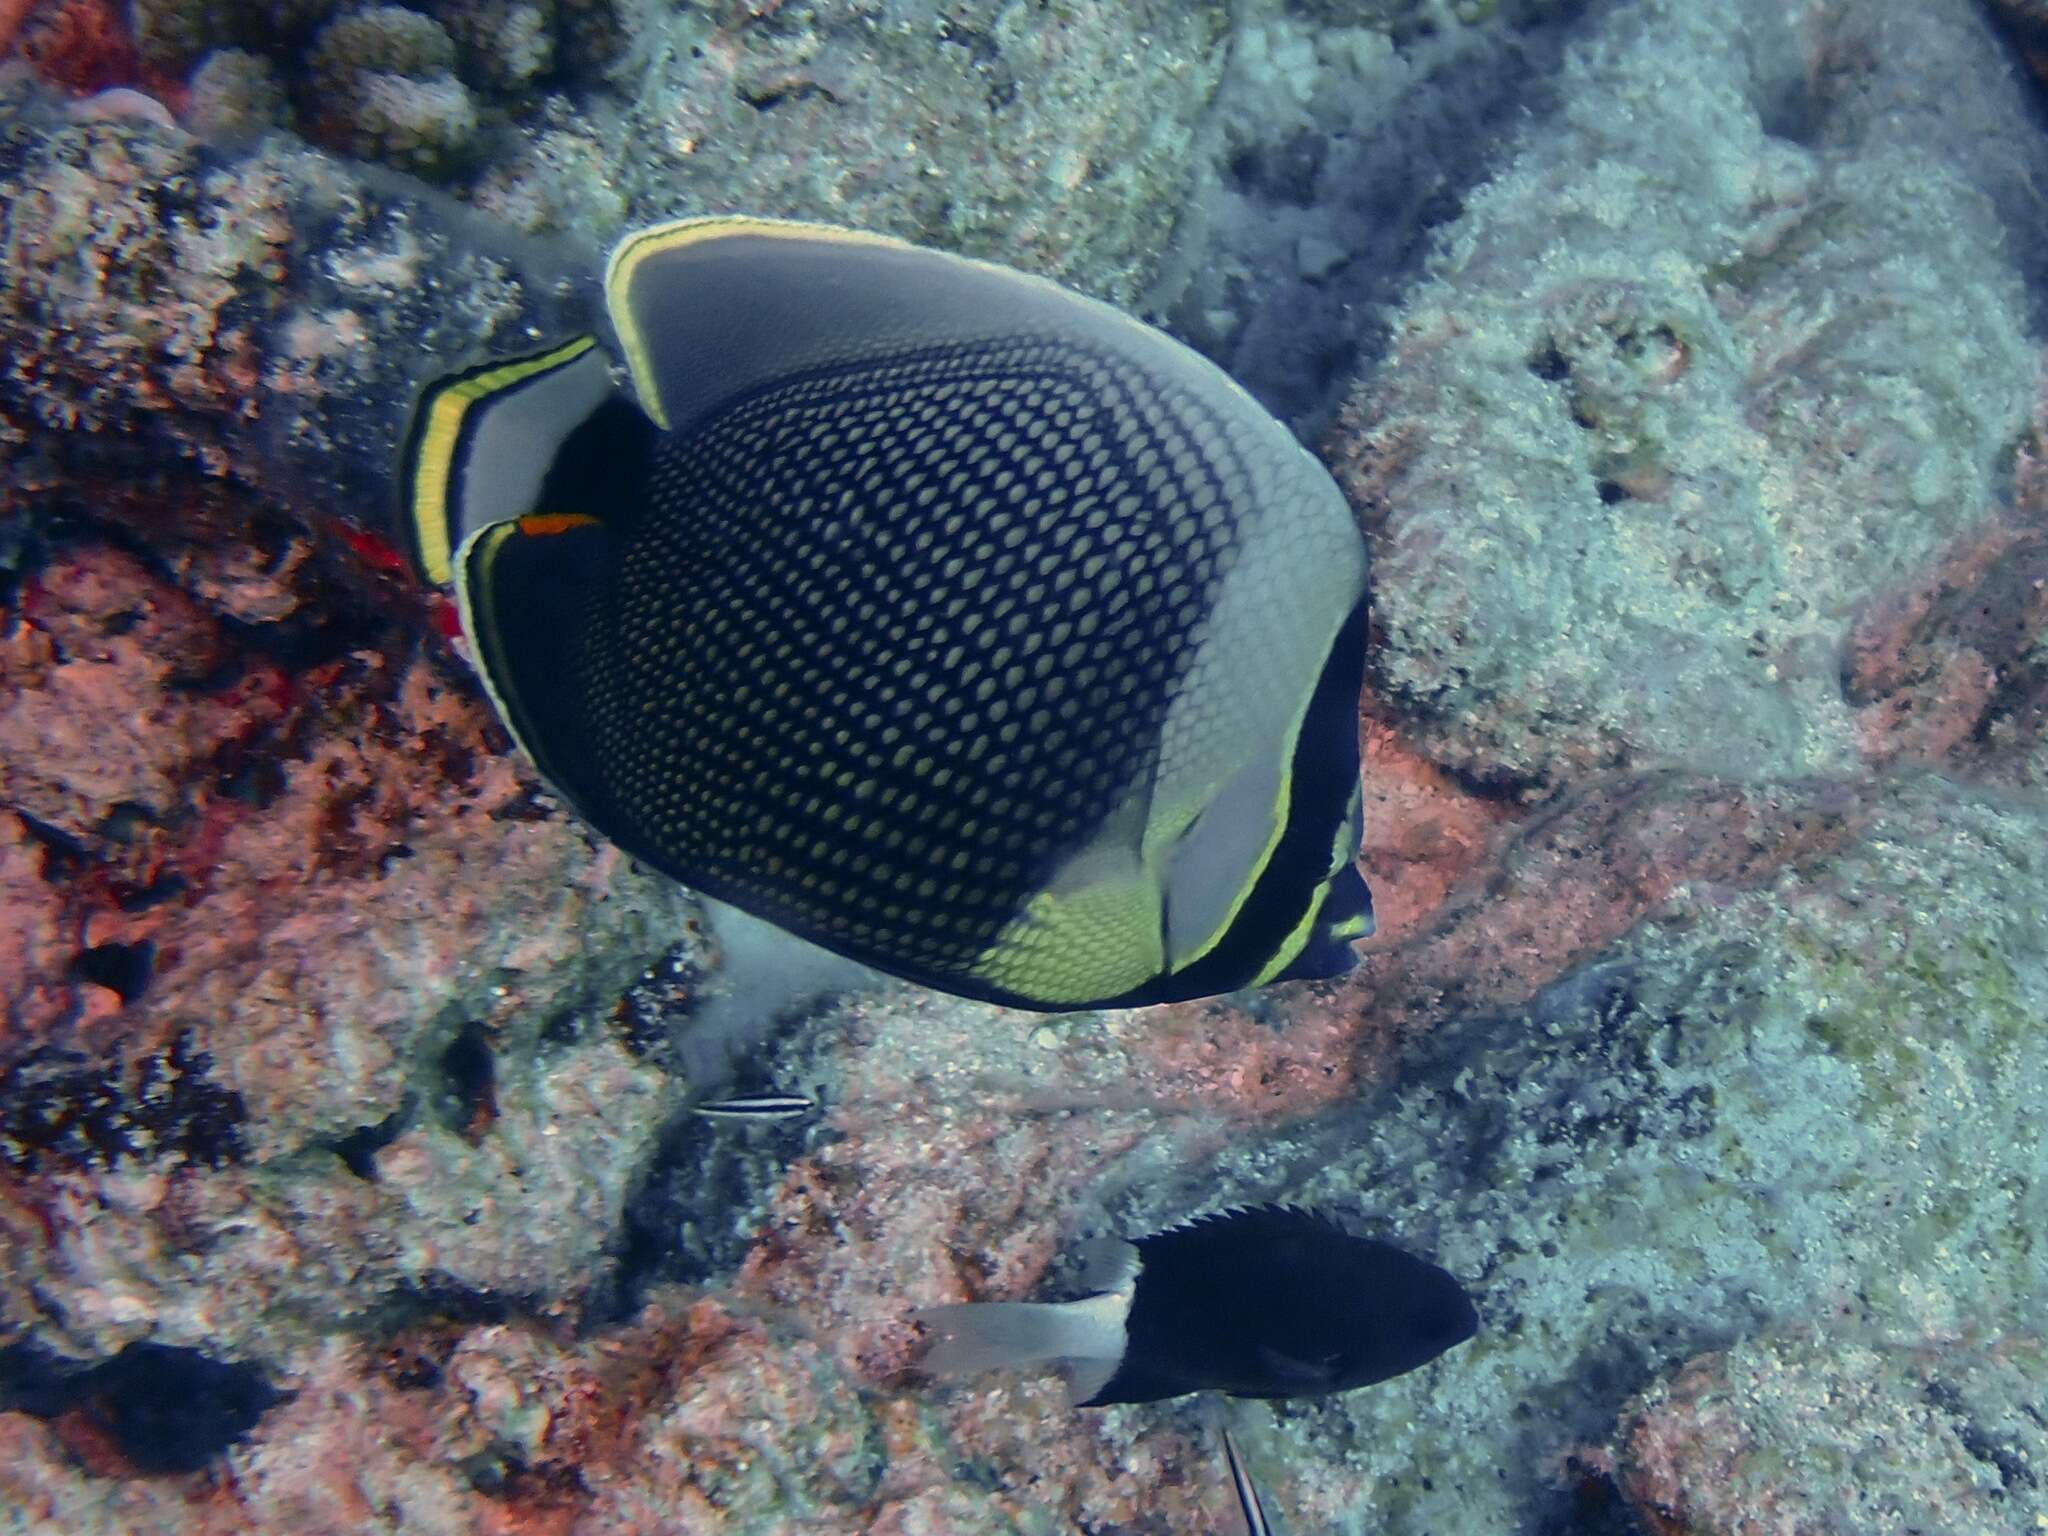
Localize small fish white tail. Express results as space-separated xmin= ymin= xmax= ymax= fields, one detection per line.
xmin=916 ymin=1302 xmax=1083 ymax=1377
xmin=915 ymin=1292 xmax=1129 ymax=1381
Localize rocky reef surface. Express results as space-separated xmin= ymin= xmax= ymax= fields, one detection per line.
xmin=4 ymin=0 xmax=2048 ymax=1533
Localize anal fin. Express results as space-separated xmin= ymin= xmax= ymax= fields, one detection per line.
xmin=457 ymin=513 xmax=616 ymax=827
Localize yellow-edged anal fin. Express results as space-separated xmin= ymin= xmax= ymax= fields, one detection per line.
xmin=1249 ymin=898 xmax=1322 ymax=989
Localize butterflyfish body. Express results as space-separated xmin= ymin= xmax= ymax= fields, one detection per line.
xmin=399 ymin=216 xmax=1373 ymax=1011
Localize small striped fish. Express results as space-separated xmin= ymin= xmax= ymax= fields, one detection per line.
xmin=689 ymin=1091 xmax=817 ymax=1121
xmin=1222 ymin=1427 xmax=1271 ymax=1536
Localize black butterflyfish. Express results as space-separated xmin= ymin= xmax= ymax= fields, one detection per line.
xmin=399 ymin=216 xmax=1374 ymax=1011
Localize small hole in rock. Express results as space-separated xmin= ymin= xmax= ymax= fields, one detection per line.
xmin=0 ymin=1340 xmax=283 ymax=1475
xmin=89 ymin=1342 xmax=284 ymax=1474
xmin=439 ymin=1023 xmax=497 ymax=1142
xmin=331 ymin=1102 xmax=410 ymax=1181
xmin=117 ymin=873 xmax=187 ymax=912
xmin=1528 ymin=342 xmax=1570 ymax=382
xmin=69 ymin=941 xmax=153 ymax=1003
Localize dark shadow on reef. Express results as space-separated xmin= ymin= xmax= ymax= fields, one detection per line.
xmin=1161 ymin=0 xmax=1609 ymax=439
xmin=0 ymin=1339 xmax=284 ymax=1475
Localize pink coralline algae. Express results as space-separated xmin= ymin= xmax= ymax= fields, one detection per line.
xmin=1843 ymin=397 xmax=2048 ymax=784
xmin=1354 ymin=697 xmax=1515 ymax=946
xmin=631 ymin=986 xmax=1373 ymax=1529
xmin=0 ymin=0 xmax=32 ymax=58
xmin=0 ymin=537 xmax=681 ymax=1163
xmin=0 ymin=972 xmax=1314 ymax=1533
xmin=0 ymin=511 xmax=690 ymax=1372
xmin=7 ymin=0 xmax=149 ymax=99
xmin=1331 ymin=771 xmax=1863 ymax=1072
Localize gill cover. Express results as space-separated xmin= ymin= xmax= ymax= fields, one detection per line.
xmin=398 ymin=336 xmax=614 ymax=587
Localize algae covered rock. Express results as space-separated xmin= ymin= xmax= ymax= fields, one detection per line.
xmin=131 ymin=0 xmax=334 ymax=75
xmin=430 ymin=0 xmax=555 ymax=91
xmin=123 ymin=0 xmax=1230 ymax=293
xmin=1619 ymin=1329 xmax=2048 ymax=1535
xmin=183 ymin=48 xmax=291 ymax=142
xmin=0 ymin=530 xmax=696 ymax=1361
xmin=1333 ymin=0 xmax=2042 ymax=786
xmin=308 ymin=6 xmax=478 ymax=175
xmin=1200 ymin=773 xmax=2048 ymax=1533
xmin=564 ymin=0 xmax=1232 ymax=304
xmin=129 ymin=0 xmax=609 ymax=180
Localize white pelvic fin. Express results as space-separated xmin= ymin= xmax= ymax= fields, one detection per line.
xmin=916 ymin=1291 xmax=1131 ymax=1383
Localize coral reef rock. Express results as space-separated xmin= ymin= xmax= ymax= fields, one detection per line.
xmin=1188 ymin=774 xmax=2048 ymax=1533
xmin=6 ymin=0 xmax=2048 ymax=1530
xmin=1619 ymin=1329 xmax=2048 ymax=1535
xmin=1336 ymin=0 xmax=2045 ymax=787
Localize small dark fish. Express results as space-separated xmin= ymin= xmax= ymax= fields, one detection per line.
xmin=1222 ymin=1427 xmax=1272 ymax=1536
xmin=916 ymin=1204 xmax=1476 ymax=1406
xmin=689 ymin=1091 xmax=817 ymax=1121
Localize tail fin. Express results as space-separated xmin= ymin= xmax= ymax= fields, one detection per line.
xmin=915 ymin=1292 xmax=1130 ymax=1397
xmin=917 ymin=1302 xmax=1081 ymax=1378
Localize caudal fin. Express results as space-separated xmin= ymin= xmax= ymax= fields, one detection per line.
xmin=916 ymin=1302 xmax=1084 ymax=1378
xmin=914 ymin=1292 xmax=1130 ymax=1387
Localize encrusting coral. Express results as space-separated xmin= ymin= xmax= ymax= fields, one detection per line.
xmin=307 ymin=6 xmax=477 ymax=175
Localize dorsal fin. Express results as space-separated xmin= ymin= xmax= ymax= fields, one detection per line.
xmin=601 ymin=215 xmax=1249 ymax=435
xmin=1133 ymin=1204 xmax=1354 ymax=1260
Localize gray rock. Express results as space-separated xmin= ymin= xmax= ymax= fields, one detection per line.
xmin=1617 ymin=1327 xmax=2048 ymax=1535
xmin=1333 ymin=0 xmax=2042 ymax=786
xmin=1202 ymin=773 xmax=2048 ymax=1533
